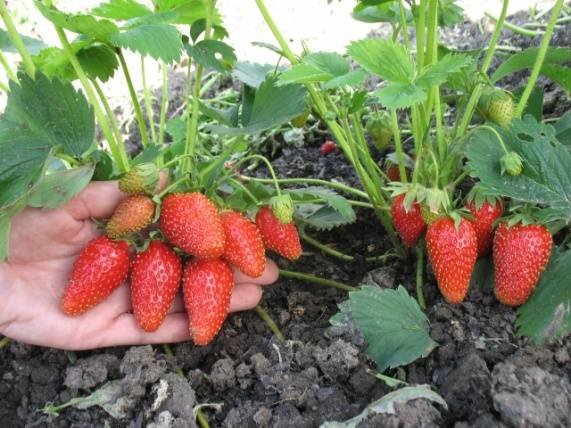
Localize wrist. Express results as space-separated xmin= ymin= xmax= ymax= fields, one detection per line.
xmin=0 ymin=263 xmax=16 ymax=334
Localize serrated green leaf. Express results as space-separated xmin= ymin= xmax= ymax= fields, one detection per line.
xmin=186 ymin=40 xmax=236 ymax=72
xmin=304 ymin=51 xmax=350 ymax=77
xmin=232 ymin=62 xmax=274 ymax=88
xmin=347 ymin=39 xmax=414 ymax=83
xmin=352 ymin=2 xmax=406 ymax=24
xmin=491 ymin=47 xmax=571 ymax=83
xmin=416 ymin=54 xmax=467 ymax=89
xmin=553 ymin=111 xmax=571 ymax=146
xmin=91 ymin=0 xmax=152 ymax=20
xmin=350 ymin=285 xmax=437 ymax=372
xmin=28 ymin=165 xmax=95 ymax=209
xmin=0 ymin=29 xmax=46 ymax=55
xmin=278 ymin=64 xmax=334 ymax=85
xmin=542 ymin=64 xmax=571 ymax=93
xmin=298 ymin=204 xmax=356 ymax=230
xmin=324 ymin=69 xmax=367 ymax=89
xmin=155 ymin=0 xmax=221 ymax=26
xmin=466 ymin=117 xmax=571 ymax=222
xmin=516 ymin=246 xmax=571 ymax=344
xmin=77 ymin=44 xmax=119 ymax=82
xmin=289 ymin=186 xmax=356 ymax=222
xmin=207 ymin=77 xmax=307 ymax=135
xmin=375 ymin=83 xmax=426 ymax=109
xmin=108 ymin=24 xmax=183 ymax=63
xmin=513 ymin=85 xmax=543 ymax=121
xmin=438 ymin=0 xmax=464 ymax=27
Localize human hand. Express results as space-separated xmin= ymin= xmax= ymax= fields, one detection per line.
xmin=0 ymin=181 xmax=278 ymax=351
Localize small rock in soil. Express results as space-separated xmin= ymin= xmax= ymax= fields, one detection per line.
xmin=362 ymin=266 xmax=396 ymax=288
xmin=271 ymin=403 xmax=307 ymax=428
xmin=358 ymin=399 xmax=443 ymax=428
xmin=210 ymin=358 xmax=236 ymax=392
xmin=250 ymin=353 xmax=271 ymax=377
xmin=158 ymin=373 xmax=197 ymax=423
xmin=313 ymin=339 xmax=359 ymax=381
xmin=492 ymin=362 xmax=571 ymax=427
xmin=120 ymin=346 xmax=166 ymax=386
xmin=253 ymin=406 xmax=273 ymax=427
xmin=64 ymin=354 xmax=120 ymax=390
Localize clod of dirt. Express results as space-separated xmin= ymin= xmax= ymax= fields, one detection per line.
xmin=64 ymin=354 xmax=120 ymax=390
xmin=492 ymin=362 xmax=571 ymax=427
xmin=358 ymin=399 xmax=443 ymax=428
xmin=250 ymin=353 xmax=271 ymax=377
xmin=223 ymin=400 xmax=264 ymax=428
xmin=261 ymin=364 xmax=319 ymax=408
xmin=147 ymin=411 xmax=175 ymax=428
xmin=271 ymin=403 xmax=307 ymax=427
xmin=120 ymin=346 xmax=167 ymax=387
xmin=362 ymin=266 xmax=397 ymax=288
xmin=157 ymin=373 xmax=197 ymax=424
xmin=210 ymin=358 xmax=236 ymax=392
xmin=313 ymin=339 xmax=360 ymax=381
xmin=253 ymin=406 xmax=273 ymax=427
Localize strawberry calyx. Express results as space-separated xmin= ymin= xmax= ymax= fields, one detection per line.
xmin=270 ymin=194 xmax=294 ymax=224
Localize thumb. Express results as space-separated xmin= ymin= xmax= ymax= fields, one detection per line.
xmin=66 ymin=181 xmax=125 ymax=220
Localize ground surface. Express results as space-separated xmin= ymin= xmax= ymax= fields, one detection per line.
xmin=1 ymin=2 xmax=570 ymax=428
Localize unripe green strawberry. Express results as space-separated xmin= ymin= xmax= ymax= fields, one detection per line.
xmin=131 ymin=241 xmax=182 ymax=332
xmin=270 ymin=194 xmax=294 ymax=224
xmin=500 ymin=151 xmax=523 ymax=176
xmin=479 ymin=89 xmax=514 ymax=128
xmin=183 ymin=258 xmax=234 ymax=345
xmin=390 ymin=194 xmax=426 ymax=247
xmin=493 ymin=222 xmax=552 ymax=306
xmin=291 ymin=111 xmax=310 ymax=128
xmin=256 ymin=206 xmax=302 ymax=260
xmin=61 ymin=236 xmax=130 ymax=316
xmin=119 ymin=163 xmax=160 ymax=194
xmin=105 ymin=194 xmax=155 ymax=239
xmin=426 ymin=217 xmax=478 ymax=304
xmin=160 ymin=193 xmax=226 ymax=258
xmin=366 ymin=112 xmax=392 ymax=151
xmin=221 ymin=211 xmax=266 ymax=278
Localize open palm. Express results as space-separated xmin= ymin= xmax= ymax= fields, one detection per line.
xmin=0 ymin=181 xmax=278 ymax=351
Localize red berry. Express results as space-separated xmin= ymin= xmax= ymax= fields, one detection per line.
xmin=386 ymin=165 xmax=402 ymax=182
xmin=131 ymin=241 xmax=182 ymax=332
xmin=319 ymin=141 xmax=337 ymax=155
xmin=390 ymin=194 xmax=426 ymax=247
xmin=255 ymin=206 xmax=302 ymax=260
xmin=465 ymin=199 xmax=503 ymax=257
xmin=426 ymin=217 xmax=478 ymax=304
xmin=105 ymin=194 xmax=155 ymax=239
xmin=221 ymin=211 xmax=266 ymax=278
xmin=493 ymin=222 xmax=552 ymax=306
xmin=160 ymin=193 xmax=225 ymax=258
xmin=183 ymin=258 xmax=234 ymax=345
xmin=61 ymin=236 xmax=130 ymax=316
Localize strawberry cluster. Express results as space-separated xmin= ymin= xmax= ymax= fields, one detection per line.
xmin=59 ymin=169 xmax=302 ymax=346
xmin=391 ymin=196 xmax=552 ymax=306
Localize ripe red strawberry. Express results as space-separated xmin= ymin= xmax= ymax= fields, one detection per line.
xmin=160 ymin=192 xmax=225 ymax=258
xmin=493 ymin=222 xmax=552 ymax=306
xmin=183 ymin=258 xmax=234 ymax=345
xmin=61 ymin=236 xmax=130 ymax=315
xmin=221 ymin=211 xmax=266 ymax=278
xmin=319 ymin=140 xmax=337 ymax=155
xmin=465 ymin=199 xmax=503 ymax=257
xmin=426 ymin=217 xmax=478 ymax=304
xmin=105 ymin=194 xmax=155 ymax=239
xmin=390 ymin=194 xmax=426 ymax=247
xmin=131 ymin=241 xmax=182 ymax=332
xmin=255 ymin=206 xmax=302 ymax=260
xmin=386 ymin=165 xmax=402 ymax=182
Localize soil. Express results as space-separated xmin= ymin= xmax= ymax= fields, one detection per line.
xmin=1 ymin=11 xmax=570 ymax=428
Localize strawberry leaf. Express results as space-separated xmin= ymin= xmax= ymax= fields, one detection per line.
xmin=232 ymin=62 xmax=274 ymax=88
xmin=91 ymin=0 xmax=153 ymax=20
xmin=516 ymin=246 xmax=571 ymax=344
xmin=416 ymin=54 xmax=467 ymax=89
xmin=349 ymin=285 xmax=437 ymax=372
xmin=108 ymin=23 xmax=183 ymax=63
xmin=185 ymin=40 xmax=236 ymax=72
xmin=0 ymin=29 xmax=46 ymax=55
xmin=491 ymin=47 xmax=571 ymax=83
xmin=375 ymin=83 xmax=427 ymax=109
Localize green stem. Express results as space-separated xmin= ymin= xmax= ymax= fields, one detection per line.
xmin=424 ymin=0 xmax=439 ymax=67
xmin=300 ymin=230 xmax=353 ymax=261
xmin=390 ymin=109 xmax=408 ymax=183
xmin=228 ymin=178 xmax=259 ymax=204
xmin=254 ymin=305 xmax=285 ymax=342
xmin=162 ymin=344 xmax=184 ymax=377
xmin=91 ymin=78 xmax=124 ymax=149
xmin=158 ymin=63 xmax=169 ymax=162
xmin=0 ymin=0 xmax=35 ymax=77
xmin=254 ymin=0 xmax=298 ymax=63
xmin=279 ymin=269 xmax=358 ymax=292
xmin=415 ymin=0 xmax=427 ymax=68
xmin=157 ymin=176 xmax=189 ymax=198
xmin=434 ymin=88 xmax=445 ymax=161
xmin=450 ymin=168 xmax=471 ymax=189
xmin=485 ymin=12 xmax=542 ymax=37
xmin=398 ymin=0 xmax=411 ymax=50
xmin=515 ymin=0 xmax=564 ymax=117
xmin=53 ymin=26 xmax=129 ymax=173
xmin=456 ymin=0 xmax=510 ymax=138
xmin=234 ymin=154 xmax=282 ymax=196
xmin=0 ymin=336 xmax=10 ymax=349
xmin=141 ymin=56 xmax=156 ymax=143
xmin=416 ymin=240 xmax=426 ymax=310
xmin=0 ymin=50 xmax=18 ymax=83
xmin=240 ymin=176 xmax=368 ymax=199
xmin=478 ymin=125 xmax=509 ymax=154
xmin=0 ymin=80 xmax=8 ymax=92
xmin=196 ymin=409 xmax=210 ymax=428
xmin=117 ymin=49 xmax=149 ymax=147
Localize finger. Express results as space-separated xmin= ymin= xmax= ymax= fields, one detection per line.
xmin=233 ymin=258 xmax=279 ymax=285
xmin=229 ymin=283 xmax=262 ymax=312
xmin=66 ymin=181 xmax=125 ymax=220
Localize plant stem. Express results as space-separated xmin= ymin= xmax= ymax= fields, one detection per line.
xmin=279 ymin=269 xmax=358 ymax=292
xmin=53 ymin=25 xmax=129 ymax=173
xmin=0 ymin=0 xmax=35 ymax=77
xmin=158 ymin=62 xmax=169 ymax=150
xmin=434 ymin=88 xmax=445 ymax=161
xmin=515 ymin=0 xmax=564 ymax=117
xmin=300 ymin=230 xmax=354 ymax=261
xmin=416 ymin=240 xmax=426 ymax=309
xmin=240 ymin=176 xmax=369 ymax=199
xmin=196 ymin=409 xmax=210 ymax=428
xmin=0 ymin=80 xmax=8 ymax=92
xmin=117 ymin=49 xmax=149 ymax=147
xmin=415 ymin=0 xmax=427 ymax=68
xmin=91 ymin=78 xmax=124 ymax=149
xmin=141 ymin=56 xmax=156 ymax=143
xmin=390 ymin=109 xmax=408 ymax=183
xmin=398 ymin=0 xmax=411 ymax=50
xmin=234 ymin=154 xmax=282 ymax=196
xmin=254 ymin=305 xmax=285 ymax=342
xmin=485 ymin=12 xmax=542 ymax=37
xmin=0 ymin=50 xmax=17 ymax=83
xmin=0 ymin=336 xmax=10 ymax=349
xmin=456 ymin=0 xmax=510 ymax=138
xmin=162 ymin=344 xmax=184 ymax=377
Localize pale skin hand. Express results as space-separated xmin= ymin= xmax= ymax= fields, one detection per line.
xmin=0 ymin=181 xmax=278 ymax=351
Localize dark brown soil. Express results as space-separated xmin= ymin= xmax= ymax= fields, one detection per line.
xmin=1 ymin=11 xmax=570 ymax=428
